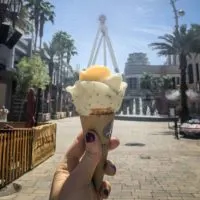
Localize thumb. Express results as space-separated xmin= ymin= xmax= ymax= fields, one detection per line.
xmin=70 ymin=130 xmax=102 ymax=187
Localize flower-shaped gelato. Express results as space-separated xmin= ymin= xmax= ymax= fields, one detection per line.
xmin=66 ymin=65 xmax=127 ymax=116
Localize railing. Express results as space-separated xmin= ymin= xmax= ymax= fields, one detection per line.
xmin=0 ymin=122 xmax=57 ymax=189
xmin=0 ymin=128 xmax=32 ymax=188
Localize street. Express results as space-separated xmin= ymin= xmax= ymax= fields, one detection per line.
xmin=1 ymin=117 xmax=200 ymax=200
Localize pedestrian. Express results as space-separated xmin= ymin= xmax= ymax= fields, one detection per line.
xmin=49 ymin=130 xmax=119 ymax=200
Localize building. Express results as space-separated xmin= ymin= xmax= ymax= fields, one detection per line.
xmin=167 ymin=54 xmax=200 ymax=91
xmin=121 ymin=53 xmax=180 ymax=115
xmin=166 ymin=54 xmax=200 ymax=114
xmin=0 ymin=37 xmax=32 ymax=110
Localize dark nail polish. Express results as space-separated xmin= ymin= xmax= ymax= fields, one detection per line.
xmin=103 ymin=162 xmax=107 ymax=169
xmin=103 ymin=189 xmax=109 ymax=196
xmin=86 ymin=132 xmax=95 ymax=143
xmin=111 ymin=164 xmax=116 ymax=172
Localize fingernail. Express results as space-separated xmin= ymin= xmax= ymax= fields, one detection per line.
xmin=103 ymin=189 xmax=109 ymax=196
xmin=103 ymin=162 xmax=107 ymax=169
xmin=86 ymin=132 xmax=95 ymax=143
xmin=111 ymin=164 xmax=116 ymax=172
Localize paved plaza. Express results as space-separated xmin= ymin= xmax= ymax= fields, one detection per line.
xmin=1 ymin=117 xmax=200 ymax=200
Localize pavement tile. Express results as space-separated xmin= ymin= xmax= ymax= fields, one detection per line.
xmin=1 ymin=118 xmax=200 ymax=200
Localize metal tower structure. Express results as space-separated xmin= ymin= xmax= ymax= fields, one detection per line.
xmin=87 ymin=15 xmax=120 ymax=73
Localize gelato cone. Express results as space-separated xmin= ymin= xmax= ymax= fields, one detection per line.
xmin=66 ymin=65 xmax=127 ymax=191
xmin=80 ymin=111 xmax=114 ymax=190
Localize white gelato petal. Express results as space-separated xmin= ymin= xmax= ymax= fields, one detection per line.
xmin=101 ymin=74 xmax=122 ymax=91
xmin=66 ymin=74 xmax=127 ymax=115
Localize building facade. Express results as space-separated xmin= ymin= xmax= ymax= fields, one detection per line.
xmin=166 ymin=54 xmax=200 ymax=114
xmin=121 ymin=53 xmax=180 ymax=115
xmin=167 ymin=54 xmax=200 ymax=91
xmin=0 ymin=37 xmax=32 ymax=110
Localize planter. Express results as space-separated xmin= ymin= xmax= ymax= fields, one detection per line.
xmin=38 ymin=113 xmax=51 ymax=122
xmin=0 ymin=122 xmax=56 ymax=189
xmin=52 ymin=112 xmax=67 ymax=119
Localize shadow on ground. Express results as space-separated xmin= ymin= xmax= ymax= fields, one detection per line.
xmin=0 ymin=183 xmax=21 ymax=198
xmin=152 ymin=131 xmax=173 ymax=136
xmin=180 ymin=135 xmax=200 ymax=140
xmin=125 ymin=143 xmax=146 ymax=147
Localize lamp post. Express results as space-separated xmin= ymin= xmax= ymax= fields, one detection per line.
xmin=9 ymin=0 xmax=22 ymax=28
xmin=0 ymin=0 xmax=11 ymax=25
xmin=0 ymin=0 xmax=22 ymax=28
xmin=170 ymin=0 xmax=185 ymax=33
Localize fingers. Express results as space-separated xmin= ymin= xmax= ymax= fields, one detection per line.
xmin=64 ymin=132 xmax=85 ymax=172
xmin=104 ymin=160 xmax=116 ymax=176
xmin=61 ymin=131 xmax=119 ymax=174
xmin=99 ymin=180 xmax=111 ymax=199
xmin=69 ymin=130 xmax=102 ymax=187
xmin=108 ymin=137 xmax=120 ymax=151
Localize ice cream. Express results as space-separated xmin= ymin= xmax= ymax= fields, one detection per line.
xmin=66 ymin=65 xmax=127 ymax=115
xmin=66 ymin=65 xmax=127 ymax=191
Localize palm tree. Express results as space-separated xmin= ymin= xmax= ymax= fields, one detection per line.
xmin=66 ymin=39 xmax=78 ymax=64
xmin=52 ymin=31 xmax=73 ymax=84
xmin=43 ymin=41 xmax=56 ymax=81
xmin=51 ymin=31 xmax=77 ymax=112
xmin=149 ymin=24 xmax=200 ymax=123
xmin=16 ymin=6 xmax=33 ymax=34
xmin=25 ymin=0 xmax=40 ymax=50
xmin=25 ymin=0 xmax=55 ymax=50
xmin=65 ymin=38 xmax=77 ymax=80
xmin=42 ymin=40 xmax=58 ymax=113
xmin=39 ymin=1 xmax=55 ymax=49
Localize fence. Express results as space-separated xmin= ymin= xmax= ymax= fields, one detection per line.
xmin=0 ymin=122 xmax=56 ymax=189
xmin=31 ymin=123 xmax=56 ymax=168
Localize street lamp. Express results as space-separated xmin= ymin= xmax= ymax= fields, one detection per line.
xmin=0 ymin=0 xmax=22 ymax=27
xmin=0 ymin=0 xmax=12 ymax=25
xmin=170 ymin=0 xmax=185 ymax=32
xmin=9 ymin=0 xmax=22 ymax=28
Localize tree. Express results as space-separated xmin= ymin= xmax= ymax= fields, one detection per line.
xmin=52 ymin=31 xmax=77 ymax=85
xmin=43 ymin=40 xmax=57 ymax=82
xmin=140 ymin=72 xmax=155 ymax=93
xmin=39 ymin=1 xmax=55 ymax=49
xmin=140 ymin=72 xmax=173 ymax=115
xmin=140 ymin=73 xmax=173 ymax=94
xmin=149 ymin=24 xmax=200 ymax=123
xmin=66 ymin=39 xmax=78 ymax=64
xmin=15 ymin=6 xmax=33 ymax=34
xmin=127 ymin=52 xmax=150 ymax=65
xmin=25 ymin=0 xmax=55 ymax=50
xmin=16 ymin=54 xmax=50 ymax=93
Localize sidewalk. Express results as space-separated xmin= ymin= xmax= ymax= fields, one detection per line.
xmin=1 ymin=118 xmax=200 ymax=200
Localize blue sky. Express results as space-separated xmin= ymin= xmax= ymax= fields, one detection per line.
xmin=44 ymin=0 xmax=200 ymax=72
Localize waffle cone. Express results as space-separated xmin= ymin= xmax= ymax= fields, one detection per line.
xmin=80 ymin=109 xmax=114 ymax=191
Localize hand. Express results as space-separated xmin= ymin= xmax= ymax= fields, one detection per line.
xmin=49 ymin=131 xmax=120 ymax=200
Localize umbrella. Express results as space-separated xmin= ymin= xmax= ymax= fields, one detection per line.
xmin=165 ymin=89 xmax=200 ymax=102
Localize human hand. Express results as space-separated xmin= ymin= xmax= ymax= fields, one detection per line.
xmin=49 ymin=131 xmax=120 ymax=200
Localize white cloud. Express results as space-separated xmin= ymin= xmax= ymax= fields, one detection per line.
xmin=132 ymin=25 xmax=172 ymax=36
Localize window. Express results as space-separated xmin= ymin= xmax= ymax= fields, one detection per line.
xmin=196 ymin=63 xmax=199 ymax=82
xmin=177 ymin=77 xmax=180 ymax=85
xmin=129 ymin=78 xmax=138 ymax=89
xmin=188 ymin=64 xmax=194 ymax=84
xmin=172 ymin=77 xmax=176 ymax=89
